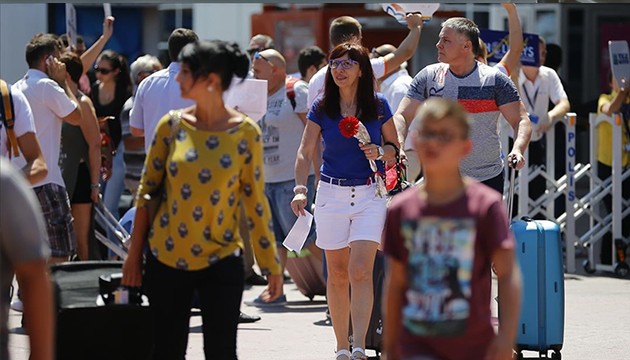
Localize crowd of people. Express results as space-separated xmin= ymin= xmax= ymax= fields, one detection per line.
xmin=1 ymin=3 xmax=628 ymax=360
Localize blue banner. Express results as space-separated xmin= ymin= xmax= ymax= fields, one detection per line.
xmin=480 ymin=29 xmax=540 ymax=67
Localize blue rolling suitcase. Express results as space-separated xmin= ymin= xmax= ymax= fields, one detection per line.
xmin=507 ymin=166 xmax=565 ymax=359
xmin=512 ymin=218 xmax=565 ymax=359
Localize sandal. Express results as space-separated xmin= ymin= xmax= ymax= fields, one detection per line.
xmin=351 ymin=347 xmax=368 ymax=360
xmin=335 ymin=349 xmax=351 ymax=360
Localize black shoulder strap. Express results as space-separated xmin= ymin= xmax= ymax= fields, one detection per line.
xmin=285 ymin=77 xmax=299 ymax=111
xmin=0 ymin=79 xmax=19 ymax=157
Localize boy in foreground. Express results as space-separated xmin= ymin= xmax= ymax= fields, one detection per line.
xmin=382 ymin=98 xmax=521 ymax=360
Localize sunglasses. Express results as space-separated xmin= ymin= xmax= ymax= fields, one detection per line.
xmin=95 ymin=67 xmax=113 ymax=75
xmin=253 ymin=51 xmax=275 ymax=67
xmin=329 ymin=58 xmax=359 ymax=70
xmin=416 ymin=130 xmax=462 ymax=145
xmin=247 ymin=47 xmax=265 ymax=55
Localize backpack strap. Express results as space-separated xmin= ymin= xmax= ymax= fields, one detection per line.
xmin=0 ymin=79 xmax=19 ymax=158
xmin=285 ymin=77 xmax=300 ymax=111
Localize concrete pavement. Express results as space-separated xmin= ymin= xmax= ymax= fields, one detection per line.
xmin=8 ymin=264 xmax=630 ymax=359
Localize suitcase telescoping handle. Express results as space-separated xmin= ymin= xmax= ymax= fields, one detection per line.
xmin=506 ymin=158 xmax=518 ymax=223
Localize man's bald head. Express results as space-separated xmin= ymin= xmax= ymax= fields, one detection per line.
xmin=253 ymin=49 xmax=287 ymax=93
xmin=259 ymin=49 xmax=286 ymax=71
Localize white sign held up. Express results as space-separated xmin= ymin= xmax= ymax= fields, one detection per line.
xmin=65 ymin=4 xmax=77 ymax=48
xmin=224 ymin=78 xmax=268 ymax=122
xmin=381 ymin=3 xmax=440 ymax=25
xmin=609 ymin=40 xmax=630 ymax=91
xmin=103 ymin=3 xmax=112 ymax=18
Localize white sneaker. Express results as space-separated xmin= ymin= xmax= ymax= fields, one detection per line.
xmin=10 ymin=299 xmax=23 ymax=312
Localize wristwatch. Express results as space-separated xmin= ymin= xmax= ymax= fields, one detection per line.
xmin=376 ymin=146 xmax=385 ymax=160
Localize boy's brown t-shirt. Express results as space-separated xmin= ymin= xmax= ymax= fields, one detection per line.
xmin=383 ymin=181 xmax=514 ymax=360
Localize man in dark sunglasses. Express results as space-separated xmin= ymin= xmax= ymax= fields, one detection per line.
xmin=307 ymin=13 xmax=425 ymax=109
xmin=246 ymin=48 xmax=320 ymax=307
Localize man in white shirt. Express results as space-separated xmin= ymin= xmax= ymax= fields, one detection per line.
xmin=518 ymin=37 xmax=570 ymax=213
xmin=372 ymin=44 xmax=417 ymax=179
xmin=0 ymin=80 xmax=48 ymax=185
xmin=130 ymin=28 xmax=198 ymax=151
xmin=520 ymin=38 xmax=570 ymax=143
xmin=13 ymin=33 xmax=83 ymax=263
xmin=307 ymin=13 xmax=425 ymax=109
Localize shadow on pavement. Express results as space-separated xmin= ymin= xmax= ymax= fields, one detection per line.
xmin=256 ymin=303 xmax=328 ymax=314
xmin=190 ymin=325 xmax=272 ymax=333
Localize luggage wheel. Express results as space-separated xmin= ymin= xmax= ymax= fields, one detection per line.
xmin=614 ymin=262 xmax=630 ymax=278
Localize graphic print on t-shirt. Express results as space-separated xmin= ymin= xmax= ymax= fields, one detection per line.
xmin=259 ymin=97 xmax=283 ymax=166
xmin=401 ymin=217 xmax=476 ymax=337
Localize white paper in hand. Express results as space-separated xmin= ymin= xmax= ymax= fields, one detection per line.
xmin=282 ymin=211 xmax=313 ymax=252
xmin=224 ymin=78 xmax=268 ymax=122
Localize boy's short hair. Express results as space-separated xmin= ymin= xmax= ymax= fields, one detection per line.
xmin=59 ymin=52 xmax=83 ymax=84
xmin=413 ymin=98 xmax=471 ymax=138
xmin=297 ymin=46 xmax=326 ymax=78
xmin=330 ymin=16 xmax=362 ymax=47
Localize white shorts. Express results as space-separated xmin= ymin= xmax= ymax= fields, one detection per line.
xmin=314 ymin=181 xmax=387 ymax=250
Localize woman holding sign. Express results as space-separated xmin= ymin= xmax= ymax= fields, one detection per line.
xmin=292 ymin=43 xmax=398 ymax=360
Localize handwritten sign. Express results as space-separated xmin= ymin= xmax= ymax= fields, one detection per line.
xmin=480 ymin=29 xmax=539 ymax=67
xmin=609 ymin=40 xmax=630 ymax=91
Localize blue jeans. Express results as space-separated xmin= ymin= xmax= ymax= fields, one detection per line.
xmin=103 ymin=142 xmax=126 ymax=219
xmin=102 ymin=142 xmax=126 ymax=256
xmin=265 ymin=175 xmax=316 ymax=247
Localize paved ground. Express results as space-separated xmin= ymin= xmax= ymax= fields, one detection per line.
xmin=8 ymin=260 xmax=630 ymax=360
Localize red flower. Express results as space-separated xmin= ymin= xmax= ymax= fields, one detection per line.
xmin=385 ymin=164 xmax=398 ymax=191
xmin=338 ymin=116 xmax=360 ymax=138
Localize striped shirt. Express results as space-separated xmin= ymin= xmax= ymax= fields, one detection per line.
xmin=407 ymin=62 xmax=520 ymax=181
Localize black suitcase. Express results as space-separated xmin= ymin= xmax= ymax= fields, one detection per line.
xmin=51 ymin=261 xmax=153 ymax=360
xmin=349 ymin=251 xmax=385 ymax=358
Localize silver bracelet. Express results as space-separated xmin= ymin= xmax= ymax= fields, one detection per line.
xmin=293 ymin=185 xmax=308 ymax=194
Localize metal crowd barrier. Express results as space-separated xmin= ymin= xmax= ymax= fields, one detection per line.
xmin=499 ymin=112 xmax=629 ymax=275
